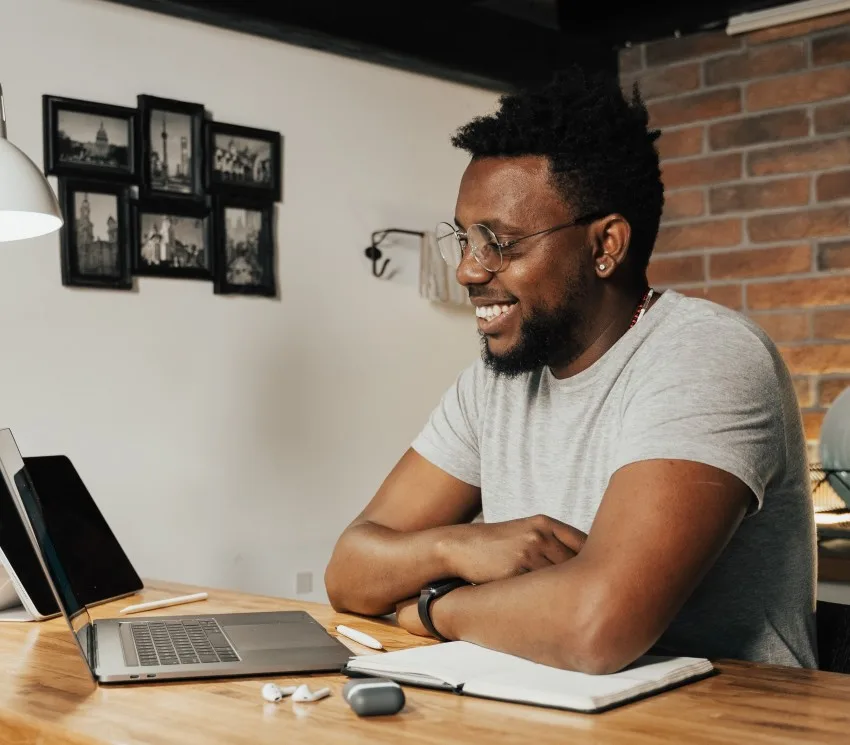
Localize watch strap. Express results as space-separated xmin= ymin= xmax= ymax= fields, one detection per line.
xmin=417 ymin=578 xmax=468 ymax=642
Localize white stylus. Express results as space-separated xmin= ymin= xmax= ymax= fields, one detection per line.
xmin=118 ymin=592 xmax=209 ymax=615
xmin=335 ymin=624 xmax=384 ymax=650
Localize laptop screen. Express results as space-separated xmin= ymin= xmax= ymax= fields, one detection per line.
xmin=0 ymin=430 xmax=94 ymax=676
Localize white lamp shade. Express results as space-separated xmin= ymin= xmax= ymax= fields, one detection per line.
xmin=0 ymin=137 xmax=63 ymax=242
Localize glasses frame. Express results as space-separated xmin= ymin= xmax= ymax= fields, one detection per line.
xmin=437 ymin=213 xmax=604 ymax=273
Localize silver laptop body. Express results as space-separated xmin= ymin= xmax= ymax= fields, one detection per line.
xmin=0 ymin=428 xmax=352 ymax=683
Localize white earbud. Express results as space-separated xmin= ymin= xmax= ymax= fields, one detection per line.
xmin=292 ymin=684 xmax=331 ymax=702
xmin=261 ymin=682 xmax=298 ymax=703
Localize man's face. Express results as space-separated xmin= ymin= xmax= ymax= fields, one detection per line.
xmin=454 ymin=155 xmax=595 ymax=376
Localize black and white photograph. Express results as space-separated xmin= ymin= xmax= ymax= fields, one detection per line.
xmin=206 ymin=122 xmax=282 ymax=201
xmin=138 ymin=95 xmax=205 ymax=201
xmin=130 ymin=198 xmax=213 ymax=280
xmin=58 ymin=179 xmax=131 ymax=289
xmin=43 ymin=96 xmax=137 ymax=182
xmin=213 ymin=198 xmax=276 ymax=297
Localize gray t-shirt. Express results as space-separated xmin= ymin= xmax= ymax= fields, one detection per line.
xmin=412 ymin=289 xmax=817 ymax=668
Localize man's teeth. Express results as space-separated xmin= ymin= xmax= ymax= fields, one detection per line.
xmin=475 ymin=304 xmax=514 ymax=320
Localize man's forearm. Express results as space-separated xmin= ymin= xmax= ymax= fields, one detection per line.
xmin=429 ymin=556 xmax=653 ymax=674
xmin=325 ymin=522 xmax=459 ymax=616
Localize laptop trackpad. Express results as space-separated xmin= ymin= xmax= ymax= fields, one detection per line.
xmin=224 ymin=623 xmax=315 ymax=652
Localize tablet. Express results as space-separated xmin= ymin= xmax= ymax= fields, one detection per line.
xmin=0 ymin=455 xmax=142 ymax=619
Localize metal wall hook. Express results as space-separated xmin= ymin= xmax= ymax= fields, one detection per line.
xmin=365 ymin=228 xmax=424 ymax=278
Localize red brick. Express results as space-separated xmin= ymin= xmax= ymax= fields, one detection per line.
xmin=748 ymin=275 xmax=850 ymax=309
xmin=801 ymin=410 xmax=825 ymax=441
xmin=748 ymin=138 xmax=850 ymax=176
xmin=780 ymin=345 xmax=850 ymax=375
xmin=662 ymin=153 xmax=741 ymax=189
xmin=748 ymin=10 xmax=850 ymax=44
xmin=793 ymin=376 xmax=815 ymax=406
xmin=748 ymin=206 xmax=850 ymax=243
xmin=709 ymin=177 xmax=810 ymax=214
xmin=818 ymin=240 xmax=850 ymax=271
xmin=813 ymin=30 xmax=850 ymax=66
xmin=817 ymin=170 xmax=850 ymax=202
xmin=645 ymin=31 xmax=741 ymax=66
xmin=709 ymin=244 xmax=811 ymax=280
xmin=704 ymin=43 xmax=807 ymax=85
xmin=631 ymin=63 xmax=701 ymax=100
xmin=747 ymin=68 xmax=850 ymax=111
xmin=648 ymin=89 xmax=741 ymax=127
xmin=815 ymin=310 xmax=850 ymax=339
xmin=815 ymin=101 xmax=850 ymax=134
xmin=655 ymin=219 xmax=742 ymax=254
xmin=752 ymin=312 xmax=811 ymax=343
xmin=619 ymin=45 xmax=643 ymax=74
xmin=679 ymin=284 xmax=743 ymax=310
xmin=708 ymin=110 xmax=809 ymax=150
xmin=657 ymin=126 xmax=703 ymax=160
xmin=820 ymin=378 xmax=850 ymax=407
xmin=647 ymin=254 xmax=705 ymax=285
xmin=662 ymin=190 xmax=705 ymax=222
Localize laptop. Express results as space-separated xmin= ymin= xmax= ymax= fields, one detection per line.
xmin=0 ymin=428 xmax=352 ymax=683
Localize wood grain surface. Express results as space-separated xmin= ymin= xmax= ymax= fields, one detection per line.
xmin=1 ymin=579 xmax=849 ymax=744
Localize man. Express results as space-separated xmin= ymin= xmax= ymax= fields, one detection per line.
xmin=325 ymin=68 xmax=816 ymax=674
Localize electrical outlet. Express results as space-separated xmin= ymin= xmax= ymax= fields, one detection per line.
xmin=295 ymin=571 xmax=313 ymax=595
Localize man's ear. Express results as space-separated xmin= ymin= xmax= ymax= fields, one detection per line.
xmin=590 ymin=215 xmax=631 ymax=278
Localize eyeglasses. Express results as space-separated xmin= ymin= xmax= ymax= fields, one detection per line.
xmin=435 ymin=214 xmax=602 ymax=273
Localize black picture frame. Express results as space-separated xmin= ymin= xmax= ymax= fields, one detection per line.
xmin=130 ymin=197 xmax=214 ymax=281
xmin=137 ymin=94 xmax=205 ymax=201
xmin=58 ymin=178 xmax=132 ymax=290
xmin=212 ymin=197 xmax=276 ymax=297
xmin=205 ymin=121 xmax=282 ymax=201
xmin=43 ymin=96 xmax=138 ymax=183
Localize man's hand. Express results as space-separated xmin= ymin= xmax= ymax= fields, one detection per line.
xmin=395 ymin=596 xmax=430 ymax=637
xmin=441 ymin=514 xmax=587 ymax=585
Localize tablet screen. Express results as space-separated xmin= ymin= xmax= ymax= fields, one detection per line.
xmin=0 ymin=455 xmax=143 ymax=616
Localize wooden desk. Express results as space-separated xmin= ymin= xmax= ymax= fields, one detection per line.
xmin=3 ymin=580 xmax=850 ymax=744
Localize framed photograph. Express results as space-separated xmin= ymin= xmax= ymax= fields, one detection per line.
xmin=205 ymin=122 xmax=282 ymax=201
xmin=213 ymin=197 xmax=276 ymax=297
xmin=43 ymin=96 xmax=137 ymax=182
xmin=130 ymin=198 xmax=213 ymax=280
xmin=58 ymin=178 xmax=132 ymax=290
xmin=137 ymin=94 xmax=205 ymax=201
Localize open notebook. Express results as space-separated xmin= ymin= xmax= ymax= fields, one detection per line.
xmin=344 ymin=641 xmax=715 ymax=713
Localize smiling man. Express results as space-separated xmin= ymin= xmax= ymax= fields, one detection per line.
xmin=325 ymin=68 xmax=817 ymax=673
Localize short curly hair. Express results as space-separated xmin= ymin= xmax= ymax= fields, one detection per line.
xmin=451 ymin=66 xmax=664 ymax=272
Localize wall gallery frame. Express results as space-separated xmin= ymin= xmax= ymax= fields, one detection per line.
xmin=58 ymin=178 xmax=132 ymax=290
xmin=130 ymin=198 xmax=214 ymax=281
xmin=205 ymin=121 xmax=282 ymax=202
xmin=137 ymin=94 xmax=206 ymax=202
xmin=43 ymin=96 xmax=138 ymax=183
xmin=213 ymin=197 xmax=276 ymax=297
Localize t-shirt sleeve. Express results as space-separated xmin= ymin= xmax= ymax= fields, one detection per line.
xmin=411 ymin=360 xmax=486 ymax=487
xmin=611 ymin=319 xmax=786 ymax=516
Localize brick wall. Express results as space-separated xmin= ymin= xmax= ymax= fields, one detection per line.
xmin=620 ymin=12 xmax=850 ymax=454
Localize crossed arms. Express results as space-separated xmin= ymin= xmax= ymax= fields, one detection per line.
xmin=325 ymin=448 xmax=750 ymax=675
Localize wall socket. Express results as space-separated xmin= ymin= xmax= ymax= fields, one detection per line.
xmin=295 ymin=571 xmax=313 ymax=595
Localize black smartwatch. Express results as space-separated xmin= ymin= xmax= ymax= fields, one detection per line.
xmin=417 ymin=578 xmax=469 ymax=642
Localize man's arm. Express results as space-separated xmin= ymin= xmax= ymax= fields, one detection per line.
xmin=325 ymin=448 xmax=586 ymax=616
xmin=325 ymin=448 xmax=482 ymax=616
xmin=401 ymin=458 xmax=749 ymax=674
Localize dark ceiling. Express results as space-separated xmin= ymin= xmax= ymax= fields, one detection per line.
xmin=103 ymin=0 xmax=795 ymax=91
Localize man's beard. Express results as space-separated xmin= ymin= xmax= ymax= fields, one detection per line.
xmin=481 ymin=288 xmax=588 ymax=378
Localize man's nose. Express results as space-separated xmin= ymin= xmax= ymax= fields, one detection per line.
xmin=456 ymin=250 xmax=492 ymax=287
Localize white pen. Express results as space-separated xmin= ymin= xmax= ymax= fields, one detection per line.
xmin=118 ymin=592 xmax=209 ymax=615
xmin=335 ymin=624 xmax=384 ymax=650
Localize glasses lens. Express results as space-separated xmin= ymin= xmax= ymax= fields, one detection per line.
xmin=467 ymin=224 xmax=501 ymax=272
xmin=436 ymin=222 xmax=463 ymax=268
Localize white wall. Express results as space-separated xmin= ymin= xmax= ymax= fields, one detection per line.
xmin=0 ymin=0 xmax=497 ymax=601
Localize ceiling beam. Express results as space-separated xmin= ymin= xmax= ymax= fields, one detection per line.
xmin=99 ymin=0 xmax=617 ymax=92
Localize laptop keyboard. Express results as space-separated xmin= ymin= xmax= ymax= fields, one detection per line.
xmin=130 ymin=618 xmax=240 ymax=666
